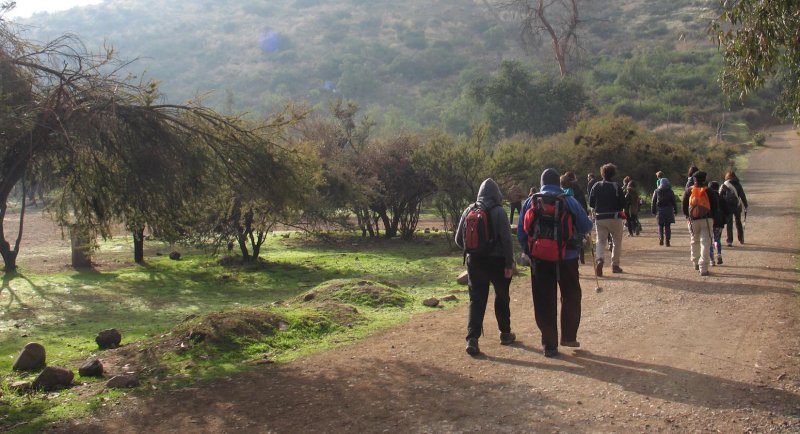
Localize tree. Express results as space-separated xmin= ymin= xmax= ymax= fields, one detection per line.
xmin=470 ymin=61 xmax=587 ymax=138
xmin=710 ymin=0 xmax=800 ymax=124
xmin=503 ymin=0 xmax=581 ymax=77
xmin=0 ymin=18 xmax=307 ymax=270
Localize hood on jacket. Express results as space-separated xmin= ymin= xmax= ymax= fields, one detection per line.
xmin=658 ymin=178 xmax=672 ymax=189
xmin=477 ymin=178 xmax=502 ymax=208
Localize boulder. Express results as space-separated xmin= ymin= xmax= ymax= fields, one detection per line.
xmin=422 ymin=298 xmax=440 ymax=308
xmin=106 ymin=374 xmax=139 ymax=389
xmin=169 ymin=251 xmax=181 ymax=260
xmin=12 ymin=342 xmax=46 ymax=372
xmin=456 ymin=270 xmax=469 ymax=285
xmin=32 ymin=366 xmax=74 ymax=391
xmin=96 ymin=329 xmax=122 ymax=349
xmin=78 ymin=357 xmax=104 ymax=377
xmin=441 ymin=294 xmax=458 ymax=302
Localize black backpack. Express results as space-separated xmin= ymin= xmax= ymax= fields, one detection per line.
xmin=720 ymin=184 xmax=740 ymax=212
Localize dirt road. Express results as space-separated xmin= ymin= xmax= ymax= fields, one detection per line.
xmin=54 ymin=127 xmax=800 ymax=433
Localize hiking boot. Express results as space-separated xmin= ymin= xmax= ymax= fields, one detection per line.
xmin=711 ymin=256 xmax=716 ymax=266
xmin=595 ymin=260 xmax=604 ymax=277
xmin=466 ymin=338 xmax=480 ymax=356
xmin=717 ymin=256 xmax=723 ymax=265
xmin=727 ymin=242 xmax=733 ymax=247
xmin=500 ymin=332 xmax=516 ymax=346
xmin=543 ymin=347 xmax=559 ymax=358
xmin=694 ymin=263 xmax=699 ymax=271
xmin=700 ymin=270 xmax=709 ymax=276
xmin=659 ymin=238 xmax=664 ymax=246
xmin=666 ymin=239 xmax=670 ymax=247
xmin=612 ymin=265 xmax=623 ymax=274
xmin=560 ymin=340 xmax=580 ymax=348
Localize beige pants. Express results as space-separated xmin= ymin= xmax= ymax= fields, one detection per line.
xmin=690 ymin=218 xmax=712 ymax=273
xmin=595 ymin=218 xmax=623 ymax=267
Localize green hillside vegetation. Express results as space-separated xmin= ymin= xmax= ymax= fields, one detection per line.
xmin=19 ymin=0 xmax=777 ymax=136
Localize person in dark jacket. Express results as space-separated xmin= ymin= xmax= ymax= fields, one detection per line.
xmin=651 ymin=177 xmax=677 ymax=246
xmin=624 ymin=180 xmax=641 ymax=237
xmin=455 ymin=178 xmax=516 ymax=356
xmin=518 ymin=169 xmax=593 ymax=358
xmin=686 ymin=166 xmax=699 ymax=190
xmin=586 ymin=172 xmax=598 ymax=196
xmin=708 ymin=180 xmax=729 ymax=265
xmin=722 ymin=170 xmax=748 ymax=245
xmin=562 ymin=172 xmax=588 ymax=263
xmin=681 ymin=171 xmax=718 ymax=276
xmin=588 ymin=163 xmax=626 ymax=276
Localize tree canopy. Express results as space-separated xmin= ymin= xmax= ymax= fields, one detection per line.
xmin=710 ymin=0 xmax=800 ymax=124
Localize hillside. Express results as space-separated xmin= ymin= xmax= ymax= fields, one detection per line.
xmin=15 ymin=0 xmax=769 ymax=135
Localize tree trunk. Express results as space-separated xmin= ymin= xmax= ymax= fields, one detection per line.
xmin=132 ymin=226 xmax=145 ymax=264
xmin=70 ymin=224 xmax=93 ymax=268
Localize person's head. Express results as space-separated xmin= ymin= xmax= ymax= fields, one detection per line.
xmin=529 ymin=186 xmax=537 ymax=196
xmin=560 ymin=174 xmax=570 ymax=188
xmin=693 ymin=171 xmax=707 ymax=186
xmin=541 ymin=168 xmax=560 ymax=187
xmin=688 ymin=165 xmax=699 ymax=177
xmin=725 ymin=169 xmax=736 ymax=180
xmin=600 ymin=163 xmax=616 ymax=180
xmin=564 ymin=171 xmax=577 ymax=182
xmin=655 ymin=170 xmax=664 ymax=179
xmin=623 ymin=176 xmax=631 ymax=185
xmin=709 ymin=180 xmax=720 ymax=191
xmin=587 ymin=172 xmax=595 ymax=181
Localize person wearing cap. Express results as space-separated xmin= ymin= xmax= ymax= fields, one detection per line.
xmin=681 ymin=171 xmax=719 ymax=276
xmin=517 ymin=168 xmax=592 ymax=358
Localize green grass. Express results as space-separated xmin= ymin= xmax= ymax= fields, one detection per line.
xmin=0 ymin=231 xmax=467 ymax=432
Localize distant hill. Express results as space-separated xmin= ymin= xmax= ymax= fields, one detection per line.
xmin=17 ymin=0 xmax=762 ymax=135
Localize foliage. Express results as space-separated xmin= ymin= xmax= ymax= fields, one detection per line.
xmin=710 ymin=0 xmax=800 ymax=124
xmin=469 ymin=60 xmax=588 ymax=138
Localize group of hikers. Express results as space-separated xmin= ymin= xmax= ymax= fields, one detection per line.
xmin=454 ymin=164 xmax=748 ymax=357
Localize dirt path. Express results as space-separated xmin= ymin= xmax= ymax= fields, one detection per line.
xmin=53 ymin=127 xmax=800 ymax=433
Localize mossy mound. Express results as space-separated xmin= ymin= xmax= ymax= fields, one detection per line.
xmin=175 ymin=307 xmax=286 ymax=346
xmin=298 ymin=279 xmax=412 ymax=308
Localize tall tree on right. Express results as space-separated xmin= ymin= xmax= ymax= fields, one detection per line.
xmin=710 ymin=0 xmax=800 ymax=124
xmin=503 ymin=0 xmax=581 ymax=77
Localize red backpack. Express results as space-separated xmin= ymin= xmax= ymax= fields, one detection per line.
xmin=523 ymin=193 xmax=574 ymax=262
xmin=462 ymin=202 xmax=498 ymax=256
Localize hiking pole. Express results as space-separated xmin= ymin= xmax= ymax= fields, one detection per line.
xmin=588 ymin=217 xmax=602 ymax=293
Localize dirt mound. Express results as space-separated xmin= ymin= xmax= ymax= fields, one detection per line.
xmin=297 ymin=279 xmax=412 ymax=308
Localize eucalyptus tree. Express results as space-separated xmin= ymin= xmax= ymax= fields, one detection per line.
xmin=710 ymin=0 xmax=800 ymax=124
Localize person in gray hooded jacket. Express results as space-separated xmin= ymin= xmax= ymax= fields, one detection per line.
xmin=455 ymin=178 xmax=516 ymax=356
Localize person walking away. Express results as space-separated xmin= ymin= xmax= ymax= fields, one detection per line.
xmin=624 ymin=180 xmax=641 ymax=236
xmin=651 ymin=177 xmax=677 ymax=246
xmin=518 ymin=169 xmax=592 ymax=358
xmin=686 ymin=166 xmax=699 ymax=190
xmin=682 ymin=171 xmax=717 ymax=276
xmin=588 ymin=163 xmax=626 ymax=276
xmin=455 ymin=178 xmax=516 ymax=356
xmin=563 ymin=172 xmax=588 ymax=263
xmin=709 ymin=180 xmax=729 ymax=265
xmin=586 ymin=173 xmax=598 ymax=197
xmin=507 ymin=183 xmax=525 ymax=223
xmin=722 ymin=170 xmax=748 ymax=245
xmin=655 ymin=170 xmax=666 ymax=189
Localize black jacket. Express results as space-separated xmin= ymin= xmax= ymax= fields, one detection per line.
xmin=455 ymin=178 xmax=514 ymax=269
xmin=725 ymin=176 xmax=748 ymax=209
xmin=589 ymin=179 xmax=625 ymax=217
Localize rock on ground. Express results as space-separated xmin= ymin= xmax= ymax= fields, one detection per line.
xmin=96 ymin=329 xmax=122 ymax=349
xmin=32 ymin=366 xmax=74 ymax=391
xmin=12 ymin=342 xmax=46 ymax=372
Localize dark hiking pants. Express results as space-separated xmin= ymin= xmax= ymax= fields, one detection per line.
xmin=726 ymin=210 xmax=745 ymax=244
xmin=659 ymin=223 xmax=672 ymax=241
xmin=531 ymin=258 xmax=581 ymax=350
xmin=466 ymin=255 xmax=511 ymax=341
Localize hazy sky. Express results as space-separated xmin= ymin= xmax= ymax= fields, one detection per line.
xmin=4 ymin=0 xmax=104 ymax=18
